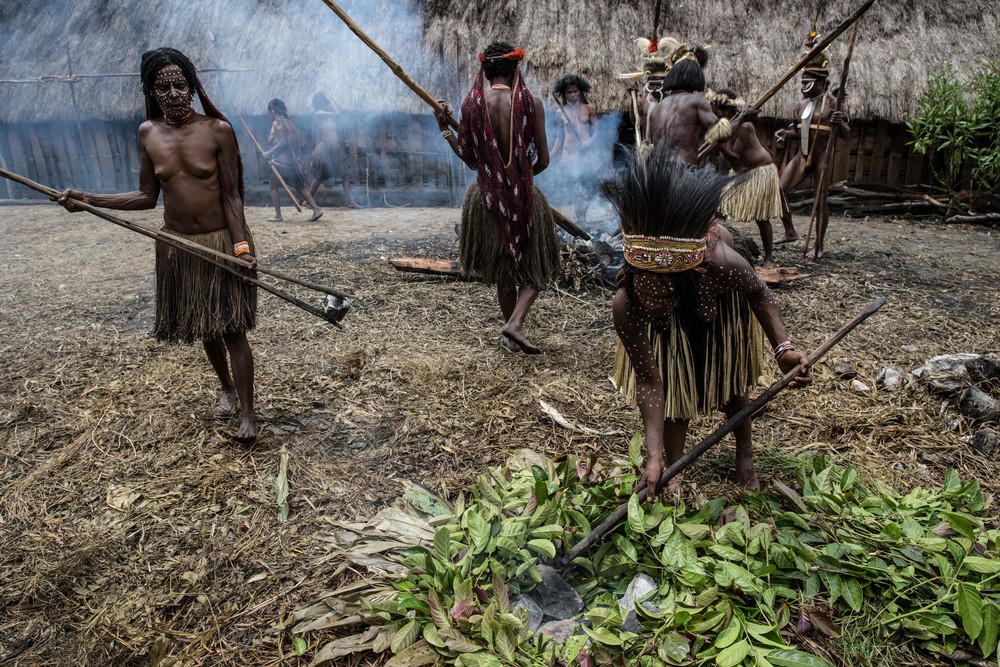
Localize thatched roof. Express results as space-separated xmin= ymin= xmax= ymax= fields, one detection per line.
xmin=1 ymin=0 xmax=998 ymax=125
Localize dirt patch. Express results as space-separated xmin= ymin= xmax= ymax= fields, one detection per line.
xmin=1 ymin=202 xmax=998 ymax=665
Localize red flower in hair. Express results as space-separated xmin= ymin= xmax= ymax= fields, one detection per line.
xmin=647 ymin=38 xmax=657 ymax=53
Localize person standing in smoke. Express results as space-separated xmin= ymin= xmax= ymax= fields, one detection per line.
xmin=57 ymin=47 xmax=259 ymax=443
xmin=307 ymin=92 xmax=361 ymax=209
xmin=604 ymin=143 xmax=812 ymax=497
xmin=647 ymin=45 xmax=757 ymax=166
xmin=773 ymin=32 xmax=849 ymax=259
xmin=550 ymin=74 xmax=597 ymax=224
xmin=435 ymin=42 xmax=560 ymax=354
xmin=262 ymin=98 xmax=323 ymax=222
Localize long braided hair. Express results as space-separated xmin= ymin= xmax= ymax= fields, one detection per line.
xmin=458 ymin=42 xmax=537 ymax=264
xmin=140 ymin=48 xmax=245 ymax=202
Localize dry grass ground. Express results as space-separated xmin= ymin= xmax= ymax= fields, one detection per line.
xmin=1 ymin=202 xmax=998 ymax=665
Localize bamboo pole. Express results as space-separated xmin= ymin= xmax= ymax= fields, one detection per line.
xmin=0 ymin=167 xmax=353 ymax=316
xmin=318 ymin=0 xmax=459 ymax=131
xmin=561 ymin=296 xmax=887 ymax=570
xmin=237 ymin=113 xmax=302 ymax=213
xmin=803 ymin=23 xmax=861 ymax=258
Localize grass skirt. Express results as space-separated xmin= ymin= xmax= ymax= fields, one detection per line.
xmin=459 ymin=183 xmax=560 ymax=287
xmin=613 ymin=290 xmax=764 ymax=420
xmin=720 ymin=163 xmax=783 ymax=222
xmin=154 ymin=227 xmax=257 ymax=343
xmin=308 ymin=142 xmax=343 ymax=183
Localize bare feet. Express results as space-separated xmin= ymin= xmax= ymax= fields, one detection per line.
xmin=736 ymin=454 xmax=760 ymax=490
xmin=216 ymin=389 xmax=238 ymax=415
xmin=234 ymin=414 xmax=258 ymax=444
xmin=500 ymin=336 xmax=522 ymax=353
xmin=308 ymin=209 xmax=324 ymax=222
xmin=773 ymin=234 xmax=798 ymax=245
xmin=502 ymin=325 xmax=541 ymax=354
xmin=805 ymin=246 xmax=824 ymax=260
xmin=266 ymin=216 xmax=283 ymax=223
xmin=761 ymin=257 xmax=776 ymax=269
xmin=346 ymin=200 xmax=362 ymax=209
xmin=665 ymin=475 xmax=684 ymax=498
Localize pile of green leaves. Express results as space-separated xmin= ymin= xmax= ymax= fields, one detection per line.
xmin=906 ymin=59 xmax=1000 ymax=194
xmin=315 ymin=445 xmax=999 ymax=667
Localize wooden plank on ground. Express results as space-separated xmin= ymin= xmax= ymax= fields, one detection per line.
xmin=388 ymin=257 xmax=465 ymax=277
xmin=755 ymin=266 xmax=811 ymax=286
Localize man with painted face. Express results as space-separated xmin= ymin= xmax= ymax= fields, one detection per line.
xmin=58 ymin=48 xmax=259 ymax=444
xmin=435 ymin=42 xmax=559 ymax=355
xmin=774 ymin=44 xmax=849 ymax=258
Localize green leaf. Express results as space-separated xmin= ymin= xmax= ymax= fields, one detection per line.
xmin=526 ymin=538 xmax=556 ymax=560
xmin=956 ymin=582 xmax=984 ymax=640
xmin=614 ymin=534 xmax=639 ymax=562
xmin=583 ymin=625 xmax=625 ymax=646
xmin=658 ymin=632 xmax=691 ymax=663
xmin=390 ymin=619 xmax=420 ymax=654
xmin=964 ymin=556 xmax=1000 ymax=574
xmin=841 ymin=578 xmax=863 ymax=612
xmin=678 ymin=522 xmax=711 ymax=540
xmin=716 ymin=639 xmax=751 ymax=667
xmin=715 ymin=618 xmax=741 ymax=649
xmin=628 ymin=494 xmax=646 ymax=534
xmin=433 ymin=526 xmax=452 ymax=562
xmin=628 ymin=432 xmax=644 ymax=468
xmin=839 ymin=467 xmax=857 ymax=492
xmin=941 ymin=511 xmax=979 ymax=540
xmin=767 ymin=648 xmax=835 ymax=667
xmin=292 ymin=635 xmax=307 ymax=656
xmin=979 ymin=601 xmax=999 ymax=658
xmin=465 ymin=510 xmax=491 ymax=553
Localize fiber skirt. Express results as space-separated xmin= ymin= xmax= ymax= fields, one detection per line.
xmin=720 ymin=163 xmax=783 ymax=222
xmin=154 ymin=226 xmax=258 ymax=343
xmin=613 ymin=288 xmax=764 ymax=420
xmin=459 ymin=183 xmax=560 ymax=287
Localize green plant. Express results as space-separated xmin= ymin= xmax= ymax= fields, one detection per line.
xmin=298 ymin=449 xmax=1000 ymax=666
xmin=906 ymin=60 xmax=1000 ymax=194
xmin=906 ymin=65 xmax=973 ymax=194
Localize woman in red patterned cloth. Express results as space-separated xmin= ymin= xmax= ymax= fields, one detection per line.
xmin=435 ymin=42 xmax=559 ymax=355
xmin=603 ymin=143 xmax=812 ymax=497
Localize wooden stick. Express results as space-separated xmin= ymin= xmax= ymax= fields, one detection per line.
xmin=561 ymin=296 xmax=887 ymax=570
xmin=697 ymin=0 xmax=875 ymax=158
xmin=0 ymin=167 xmax=354 ymax=310
xmin=318 ymin=0 xmax=460 ymax=132
xmin=550 ymin=207 xmax=592 ymax=241
xmin=236 ymin=113 xmax=302 ymax=213
xmin=804 ymin=23 xmax=861 ymax=257
xmin=630 ymin=89 xmax=643 ymax=147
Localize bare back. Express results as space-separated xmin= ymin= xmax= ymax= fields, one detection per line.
xmin=648 ymin=91 xmax=719 ymax=165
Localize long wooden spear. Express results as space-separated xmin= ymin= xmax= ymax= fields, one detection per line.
xmin=0 ymin=167 xmax=353 ymax=324
xmin=237 ymin=113 xmax=303 ymax=213
xmin=561 ymin=296 xmax=887 ymax=570
xmin=317 ymin=0 xmax=592 ymax=242
xmin=697 ymin=0 xmax=875 ymax=158
xmin=318 ymin=0 xmax=458 ymax=131
xmin=803 ymin=22 xmax=861 ymax=258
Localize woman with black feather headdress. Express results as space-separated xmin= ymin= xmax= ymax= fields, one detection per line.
xmin=603 ymin=144 xmax=812 ymax=497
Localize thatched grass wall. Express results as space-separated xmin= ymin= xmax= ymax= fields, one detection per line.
xmin=1 ymin=0 xmax=998 ymax=124
xmin=421 ymin=0 xmax=1000 ymax=123
xmin=0 ymin=1 xmax=993 ymax=196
